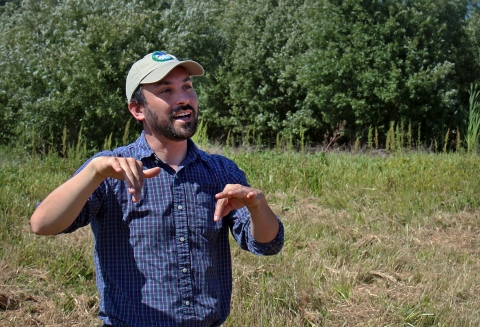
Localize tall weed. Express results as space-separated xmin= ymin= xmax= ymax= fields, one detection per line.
xmin=466 ymin=84 xmax=480 ymax=153
xmin=2 ymin=134 xmax=480 ymax=325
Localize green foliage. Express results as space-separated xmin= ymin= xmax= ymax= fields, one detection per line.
xmin=200 ymin=0 xmax=311 ymax=146
xmin=299 ymin=0 xmax=477 ymax=146
xmin=466 ymin=84 xmax=480 ymax=153
xmin=0 ymin=0 xmax=226 ymax=152
xmin=3 ymin=146 xmax=480 ymax=325
xmin=0 ymin=0 xmax=165 ymax=151
xmin=191 ymin=119 xmax=209 ymax=149
xmin=1 ymin=0 xmax=480 ymax=151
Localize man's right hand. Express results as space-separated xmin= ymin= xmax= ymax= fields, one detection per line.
xmin=93 ymin=157 xmax=161 ymax=202
xmin=30 ymin=156 xmax=161 ymax=235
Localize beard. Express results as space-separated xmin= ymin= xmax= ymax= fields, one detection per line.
xmin=143 ymin=104 xmax=198 ymax=141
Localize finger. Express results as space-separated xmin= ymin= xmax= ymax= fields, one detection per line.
xmin=123 ymin=158 xmax=141 ymax=190
xmin=143 ymin=167 xmax=161 ymax=179
xmin=131 ymin=159 xmax=145 ymax=202
xmin=229 ymin=188 xmax=244 ymax=196
xmin=215 ymin=189 xmax=232 ymax=199
xmin=215 ymin=184 xmax=242 ymax=199
xmin=214 ymin=198 xmax=233 ymax=222
xmin=216 ymin=188 xmax=245 ymax=199
xmin=226 ymin=187 xmax=253 ymax=199
xmin=109 ymin=157 xmax=125 ymax=175
xmin=118 ymin=159 xmax=143 ymax=201
xmin=229 ymin=188 xmax=263 ymax=208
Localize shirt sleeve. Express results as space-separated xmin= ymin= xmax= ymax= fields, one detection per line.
xmin=230 ymin=208 xmax=285 ymax=255
xmin=220 ymin=157 xmax=285 ymax=255
xmin=60 ymin=182 xmax=106 ymax=233
xmin=59 ymin=152 xmax=111 ymax=234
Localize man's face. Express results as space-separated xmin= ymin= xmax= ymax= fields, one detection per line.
xmin=140 ymin=66 xmax=199 ymax=142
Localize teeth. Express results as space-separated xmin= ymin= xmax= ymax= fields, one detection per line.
xmin=174 ymin=113 xmax=190 ymax=118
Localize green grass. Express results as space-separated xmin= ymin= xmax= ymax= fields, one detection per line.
xmin=1 ymin=145 xmax=480 ymax=326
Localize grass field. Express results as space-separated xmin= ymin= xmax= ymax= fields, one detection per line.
xmin=1 ymin=145 xmax=480 ymax=326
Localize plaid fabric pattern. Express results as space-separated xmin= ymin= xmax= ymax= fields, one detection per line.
xmin=62 ymin=132 xmax=284 ymax=327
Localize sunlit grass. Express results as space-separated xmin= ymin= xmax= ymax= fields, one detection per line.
xmin=1 ymin=145 xmax=480 ymax=326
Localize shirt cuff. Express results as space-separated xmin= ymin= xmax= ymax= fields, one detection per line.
xmin=248 ymin=217 xmax=284 ymax=255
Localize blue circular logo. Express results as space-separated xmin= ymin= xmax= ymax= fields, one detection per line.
xmin=152 ymin=51 xmax=177 ymax=62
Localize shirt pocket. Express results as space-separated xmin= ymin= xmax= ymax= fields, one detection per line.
xmin=195 ymin=184 xmax=223 ymax=242
xmin=118 ymin=184 xmax=168 ymax=252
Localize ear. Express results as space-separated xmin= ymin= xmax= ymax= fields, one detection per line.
xmin=128 ymin=101 xmax=145 ymax=122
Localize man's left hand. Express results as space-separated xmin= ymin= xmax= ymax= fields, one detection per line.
xmin=214 ymin=184 xmax=265 ymax=222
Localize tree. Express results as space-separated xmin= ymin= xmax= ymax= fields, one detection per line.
xmin=0 ymin=0 xmax=229 ymax=151
xmin=1 ymin=0 xmax=479 ymax=151
xmin=299 ymin=0 xmax=477 ymax=146
xmin=200 ymin=0 xmax=311 ymax=146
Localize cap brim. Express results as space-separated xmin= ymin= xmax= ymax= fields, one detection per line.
xmin=141 ymin=60 xmax=204 ymax=85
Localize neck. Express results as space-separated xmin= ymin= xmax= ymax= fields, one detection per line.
xmin=144 ymin=132 xmax=188 ymax=170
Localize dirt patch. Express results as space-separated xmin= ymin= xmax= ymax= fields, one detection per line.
xmin=0 ymin=289 xmax=100 ymax=327
xmin=0 ymin=293 xmax=19 ymax=311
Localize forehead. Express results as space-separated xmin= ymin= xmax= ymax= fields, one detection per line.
xmin=158 ymin=66 xmax=191 ymax=84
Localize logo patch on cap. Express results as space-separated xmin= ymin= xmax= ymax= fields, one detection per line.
xmin=152 ymin=51 xmax=177 ymax=62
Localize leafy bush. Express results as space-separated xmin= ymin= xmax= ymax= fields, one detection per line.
xmin=299 ymin=0 xmax=477 ymax=144
xmin=0 ymin=0 xmax=172 ymax=151
xmin=1 ymin=0 xmax=479 ymax=151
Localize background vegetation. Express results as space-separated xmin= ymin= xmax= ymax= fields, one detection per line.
xmin=1 ymin=0 xmax=480 ymax=152
xmin=2 ymin=1 xmax=480 ymax=325
xmin=1 ymin=144 xmax=480 ymax=326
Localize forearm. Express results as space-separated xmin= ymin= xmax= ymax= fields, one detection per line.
xmin=248 ymin=200 xmax=280 ymax=243
xmin=30 ymin=160 xmax=104 ymax=235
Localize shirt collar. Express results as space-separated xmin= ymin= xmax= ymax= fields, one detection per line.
xmin=134 ymin=131 xmax=156 ymax=160
xmin=134 ymin=131 xmax=207 ymax=164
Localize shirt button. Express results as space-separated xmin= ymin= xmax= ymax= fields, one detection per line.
xmin=178 ymin=205 xmax=183 ymax=210
xmin=182 ymin=268 xmax=188 ymax=273
xmin=185 ymin=301 xmax=190 ymax=306
xmin=179 ymin=237 xmax=185 ymax=242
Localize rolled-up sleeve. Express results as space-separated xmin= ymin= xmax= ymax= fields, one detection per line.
xmin=59 ymin=153 xmax=111 ymax=234
xmin=230 ymin=207 xmax=284 ymax=255
xmin=60 ymin=184 xmax=106 ymax=233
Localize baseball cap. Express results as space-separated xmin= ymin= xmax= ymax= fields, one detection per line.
xmin=126 ymin=51 xmax=204 ymax=102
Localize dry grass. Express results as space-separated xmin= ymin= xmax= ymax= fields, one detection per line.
xmin=2 ymin=208 xmax=480 ymax=326
xmin=226 ymin=196 xmax=480 ymax=326
xmin=0 ymin=228 xmax=99 ymax=327
xmin=2 ymin=148 xmax=480 ymax=326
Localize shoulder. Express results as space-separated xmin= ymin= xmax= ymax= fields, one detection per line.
xmin=110 ymin=137 xmax=152 ymax=160
xmin=195 ymin=149 xmax=247 ymax=185
xmin=75 ymin=136 xmax=150 ymax=175
xmin=196 ymin=147 xmax=239 ymax=170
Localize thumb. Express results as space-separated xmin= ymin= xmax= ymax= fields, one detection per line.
xmin=143 ymin=167 xmax=161 ymax=179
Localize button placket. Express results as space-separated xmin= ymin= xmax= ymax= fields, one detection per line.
xmin=173 ymin=170 xmax=194 ymax=316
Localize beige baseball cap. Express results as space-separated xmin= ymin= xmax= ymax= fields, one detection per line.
xmin=126 ymin=51 xmax=204 ymax=102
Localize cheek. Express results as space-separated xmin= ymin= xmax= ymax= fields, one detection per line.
xmin=190 ymin=89 xmax=198 ymax=100
xmin=190 ymin=94 xmax=199 ymax=107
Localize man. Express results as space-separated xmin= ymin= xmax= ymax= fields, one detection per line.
xmin=30 ymin=51 xmax=284 ymax=327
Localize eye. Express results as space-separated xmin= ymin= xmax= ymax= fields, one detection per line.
xmin=159 ymin=88 xmax=172 ymax=94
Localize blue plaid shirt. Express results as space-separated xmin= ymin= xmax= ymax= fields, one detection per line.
xmin=62 ymin=132 xmax=284 ymax=327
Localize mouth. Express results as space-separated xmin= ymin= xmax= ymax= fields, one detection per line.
xmin=172 ymin=110 xmax=192 ymax=122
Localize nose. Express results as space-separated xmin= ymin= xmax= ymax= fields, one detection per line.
xmin=176 ymin=94 xmax=189 ymax=106
xmin=175 ymin=89 xmax=197 ymax=107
